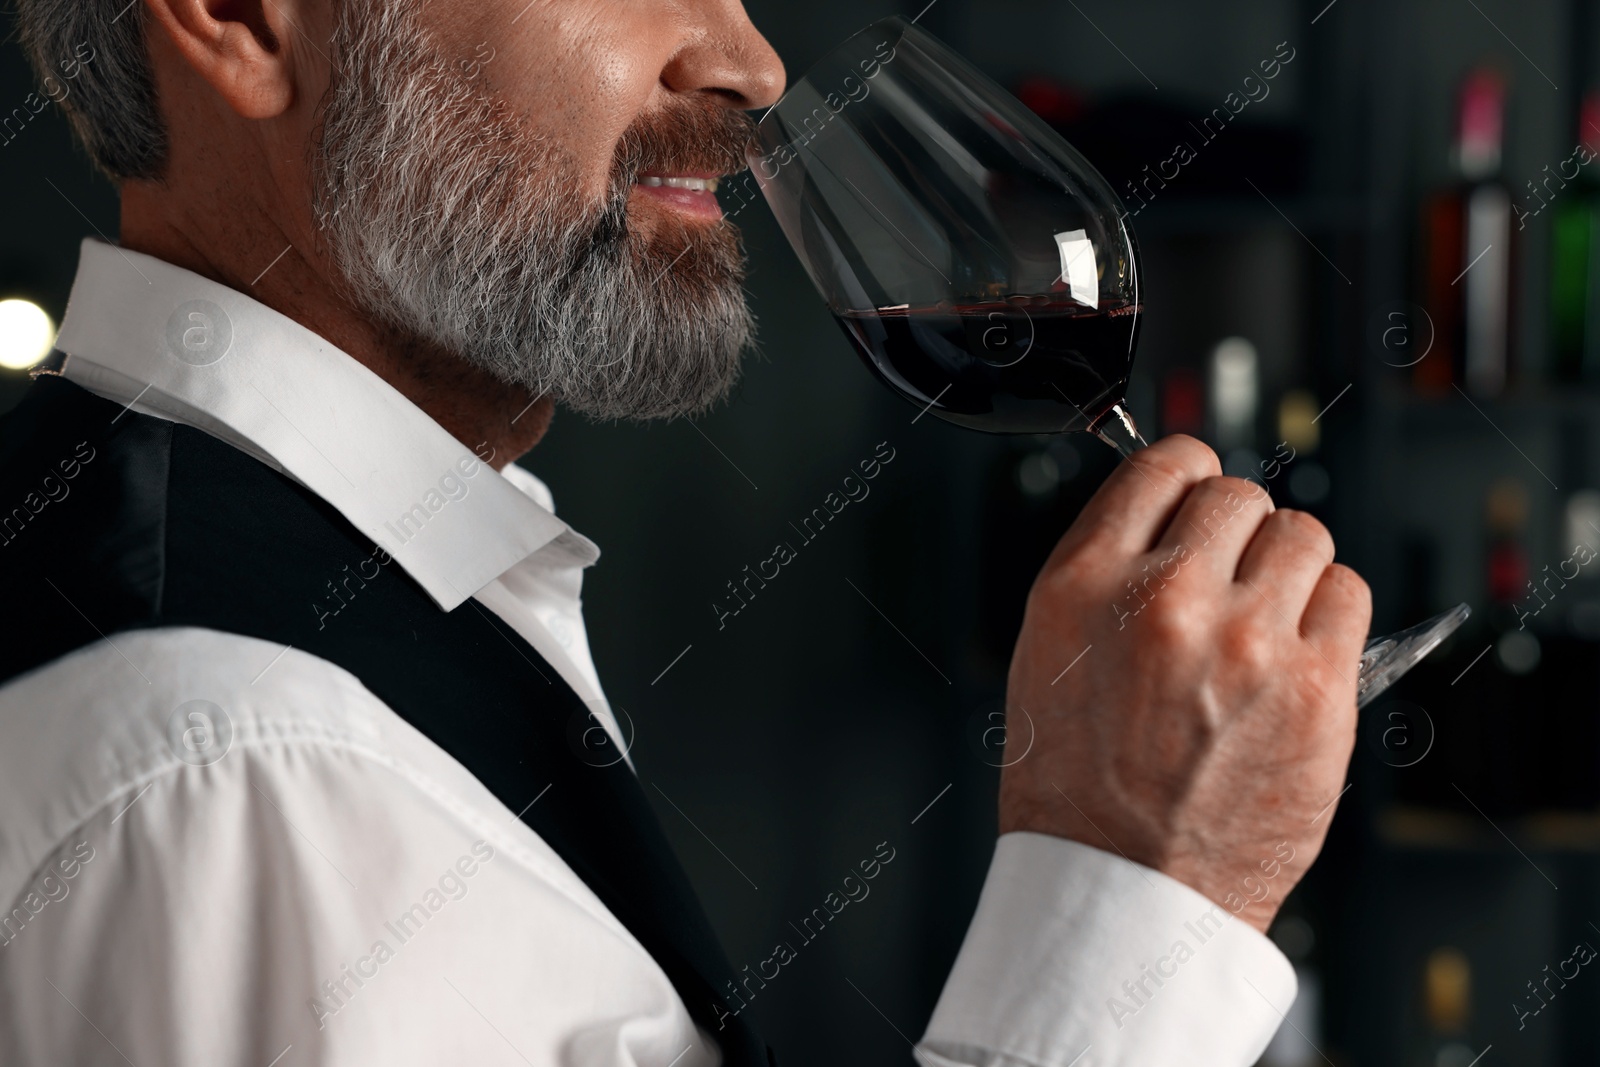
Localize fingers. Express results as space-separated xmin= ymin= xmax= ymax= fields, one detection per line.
xmin=1300 ymin=563 xmax=1373 ymax=671
xmin=1234 ymin=509 xmax=1335 ymax=619
xmin=1150 ymin=474 xmax=1274 ymax=580
xmin=1050 ymin=435 xmax=1221 ymax=565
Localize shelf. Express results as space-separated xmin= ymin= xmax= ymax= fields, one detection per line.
xmin=1378 ymin=805 xmax=1600 ymax=853
xmin=1366 ymin=382 xmax=1600 ymax=427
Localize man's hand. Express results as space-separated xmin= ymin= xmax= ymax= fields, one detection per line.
xmin=999 ymin=435 xmax=1372 ymax=934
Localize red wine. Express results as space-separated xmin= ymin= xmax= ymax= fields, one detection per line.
xmin=834 ymin=299 xmax=1142 ymax=434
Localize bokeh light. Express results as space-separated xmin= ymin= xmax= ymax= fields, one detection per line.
xmin=0 ymin=299 xmax=55 ymax=371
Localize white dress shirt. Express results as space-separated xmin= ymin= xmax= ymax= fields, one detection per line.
xmin=0 ymin=239 xmax=1296 ymax=1066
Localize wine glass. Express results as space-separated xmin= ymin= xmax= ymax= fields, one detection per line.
xmin=747 ymin=15 xmax=1467 ymax=708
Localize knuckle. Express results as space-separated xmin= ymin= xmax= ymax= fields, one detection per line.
xmin=1274 ymin=508 xmax=1334 ymax=555
xmin=1130 ymin=453 xmax=1199 ymax=496
xmin=1137 ymin=435 xmax=1221 ymax=485
xmin=1190 ymin=474 xmax=1265 ymax=505
xmin=1152 ymin=434 xmax=1223 ymax=477
xmin=1323 ymin=562 xmax=1373 ymax=610
xmin=1143 ymin=589 xmax=1197 ymax=643
xmin=1178 ymin=477 xmax=1271 ymax=533
xmin=1216 ymin=475 xmax=1272 ymax=509
xmin=1222 ymin=615 xmax=1277 ymax=672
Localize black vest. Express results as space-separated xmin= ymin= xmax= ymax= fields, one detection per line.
xmin=0 ymin=375 xmax=769 ymax=1065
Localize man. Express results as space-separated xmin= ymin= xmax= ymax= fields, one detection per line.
xmin=0 ymin=0 xmax=1370 ymax=1063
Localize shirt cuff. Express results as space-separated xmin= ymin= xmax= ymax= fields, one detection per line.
xmin=917 ymin=831 xmax=1296 ymax=1067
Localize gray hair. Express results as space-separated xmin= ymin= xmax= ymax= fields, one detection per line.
xmin=14 ymin=0 xmax=167 ymax=180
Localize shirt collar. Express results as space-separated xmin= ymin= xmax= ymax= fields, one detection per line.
xmin=53 ymin=238 xmax=598 ymax=611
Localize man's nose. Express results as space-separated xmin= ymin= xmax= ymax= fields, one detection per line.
xmin=659 ymin=0 xmax=786 ymax=111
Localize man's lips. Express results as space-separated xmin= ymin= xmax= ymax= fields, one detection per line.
xmin=632 ymin=172 xmax=725 ymax=221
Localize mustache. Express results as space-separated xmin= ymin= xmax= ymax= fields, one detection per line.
xmin=611 ymin=98 xmax=758 ymax=186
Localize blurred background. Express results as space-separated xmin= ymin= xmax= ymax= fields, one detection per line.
xmin=5 ymin=0 xmax=1600 ymax=1063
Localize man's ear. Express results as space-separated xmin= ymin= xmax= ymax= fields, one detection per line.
xmin=140 ymin=0 xmax=303 ymax=120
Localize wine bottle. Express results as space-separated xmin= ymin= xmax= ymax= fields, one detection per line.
xmin=1159 ymin=368 xmax=1204 ymax=439
xmin=1549 ymin=92 xmax=1600 ymax=383
xmin=1208 ymin=336 xmax=1258 ymax=475
xmin=1485 ymin=478 xmax=1543 ymax=675
xmin=1422 ymin=947 xmax=1476 ymax=1067
xmin=1565 ymin=489 xmax=1600 ymax=569
xmin=1486 ymin=478 xmax=1531 ymax=613
xmin=1418 ymin=68 xmax=1513 ymax=395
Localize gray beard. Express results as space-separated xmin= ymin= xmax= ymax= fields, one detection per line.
xmin=311 ymin=1 xmax=754 ymax=421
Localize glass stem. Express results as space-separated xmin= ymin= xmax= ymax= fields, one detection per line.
xmin=1091 ymin=403 xmax=1148 ymax=457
